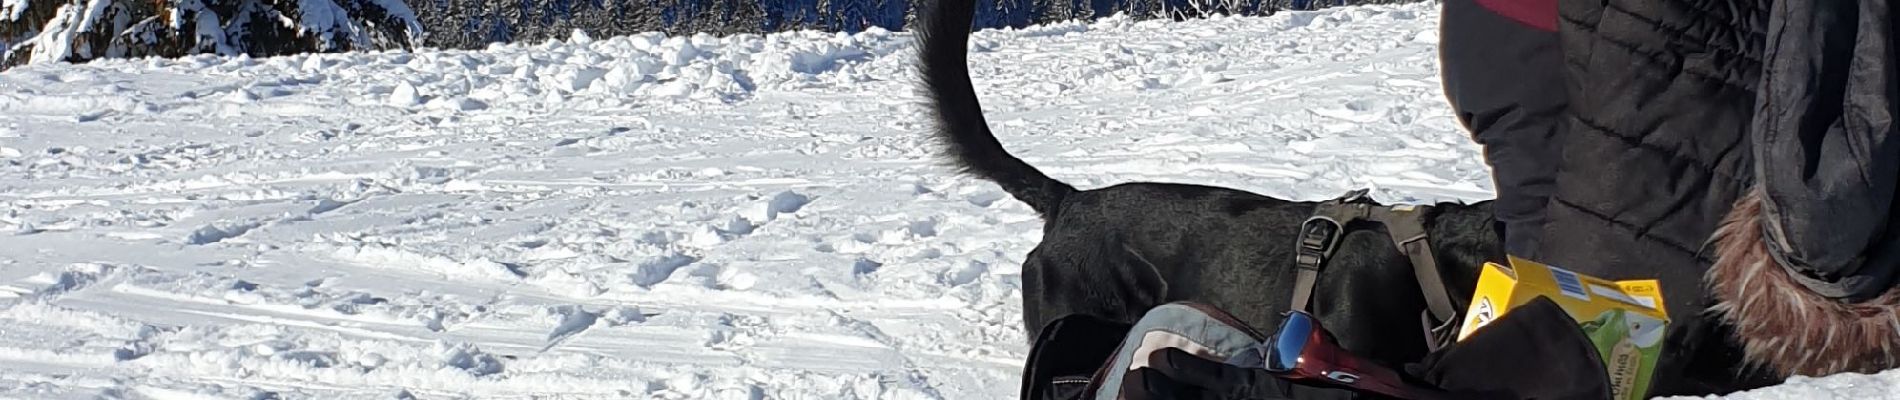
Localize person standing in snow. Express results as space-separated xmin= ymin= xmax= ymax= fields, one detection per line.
xmin=1441 ymin=0 xmax=1900 ymax=394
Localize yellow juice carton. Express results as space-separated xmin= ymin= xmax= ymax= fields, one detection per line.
xmin=1455 ymin=256 xmax=1669 ymax=400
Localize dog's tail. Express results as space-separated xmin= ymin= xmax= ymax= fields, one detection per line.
xmin=914 ymin=0 xmax=1075 ymax=219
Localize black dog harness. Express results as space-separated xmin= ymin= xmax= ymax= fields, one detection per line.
xmin=1288 ymin=189 xmax=1463 ymax=352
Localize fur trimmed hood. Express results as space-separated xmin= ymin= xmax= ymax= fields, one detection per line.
xmin=1705 ymin=186 xmax=1900 ymax=378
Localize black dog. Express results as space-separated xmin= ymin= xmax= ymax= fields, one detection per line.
xmin=912 ymin=0 xmax=1507 ymax=366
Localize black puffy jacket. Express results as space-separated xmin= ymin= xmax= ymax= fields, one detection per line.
xmin=1446 ymin=0 xmax=1900 ymax=394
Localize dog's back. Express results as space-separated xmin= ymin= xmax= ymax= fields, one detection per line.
xmin=911 ymin=0 xmax=1504 ymax=369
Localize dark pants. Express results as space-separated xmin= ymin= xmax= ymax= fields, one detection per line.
xmin=1437 ymin=0 xmax=1565 ymax=259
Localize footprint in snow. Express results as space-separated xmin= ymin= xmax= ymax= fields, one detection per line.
xmin=22 ymin=263 xmax=120 ymax=300
xmin=966 ymin=191 xmax=1006 ymax=208
xmin=541 ymin=305 xmax=600 ymax=352
xmin=739 ymin=190 xmax=812 ymax=223
xmin=907 ymin=247 xmax=944 ymax=261
xmin=185 ymin=221 xmax=263 ymax=245
xmin=633 ymin=253 xmax=698 ymax=288
xmin=438 ymin=342 xmax=504 ymax=377
xmin=906 ymin=218 xmax=939 ymax=238
xmin=853 ymin=259 xmax=883 ymax=276
xmin=716 ymin=215 xmax=754 ymax=235
xmin=863 ymin=218 xmax=939 ymax=244
xmin=308 ymin=198 xmax=352 ymax=215
xmin=943 ymin=261 xmax=990 ymax=287
xmin=637 ymin=230 xmax=675 ymax=246
xmin=685 ymin=190 xmax=812 ymax=245
xmin=822 ymin=234 xmax=876 ymax=254
xmin=704 ymin=313 xmax=766 ymax=351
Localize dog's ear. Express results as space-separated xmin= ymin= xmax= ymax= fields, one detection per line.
xmin=1120 ymin=242 xmax=1170 ymax=302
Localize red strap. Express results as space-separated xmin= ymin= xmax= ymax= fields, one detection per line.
xmin=1475 ymin=0 xmax=1558 ymax=32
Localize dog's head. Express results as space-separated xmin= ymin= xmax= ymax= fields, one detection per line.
xmin=1407 ymin=200 xmax=1507 ymax=315
xmin=1422 ymin=199 xmax=1507 ymax=283
xmin=1301 ymin=199 xmax=1504 ymax=364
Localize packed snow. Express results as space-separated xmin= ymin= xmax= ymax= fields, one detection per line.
xmin=1 ymin=2 xmax=1895 ymax=398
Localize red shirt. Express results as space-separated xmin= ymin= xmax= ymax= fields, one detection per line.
xmin=1476 ymin=0 xmax=1558 ymax=31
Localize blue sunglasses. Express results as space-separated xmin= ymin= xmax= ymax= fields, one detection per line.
xmin=1237 ymin=311 xmax=1455 ymax=400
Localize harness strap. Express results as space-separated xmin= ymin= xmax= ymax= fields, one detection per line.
xmin=1371 ymin=205 xmax=1462 ymax=351
xmin=1288 ymin=190 xmax=1374 ymax=315
xmin=1288 ymin=216 xmax=1339 ymax=314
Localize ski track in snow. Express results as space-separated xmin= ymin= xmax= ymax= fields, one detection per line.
xmin=0 ymin=3 xmax=1885 ymax=399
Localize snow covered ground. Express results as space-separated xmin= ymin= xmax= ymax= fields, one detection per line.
xmin=1 ymin=2 xmax=1895 ymax=398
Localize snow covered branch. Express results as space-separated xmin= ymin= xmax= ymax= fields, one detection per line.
xmin=1 ymin=0 xmax=423 ymax=70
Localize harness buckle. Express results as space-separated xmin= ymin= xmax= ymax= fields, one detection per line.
xmin=1296 ymin=216 xmax=1342 ymax=271
xmin=1420 ymin=309 xmax=1461 ymax=351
